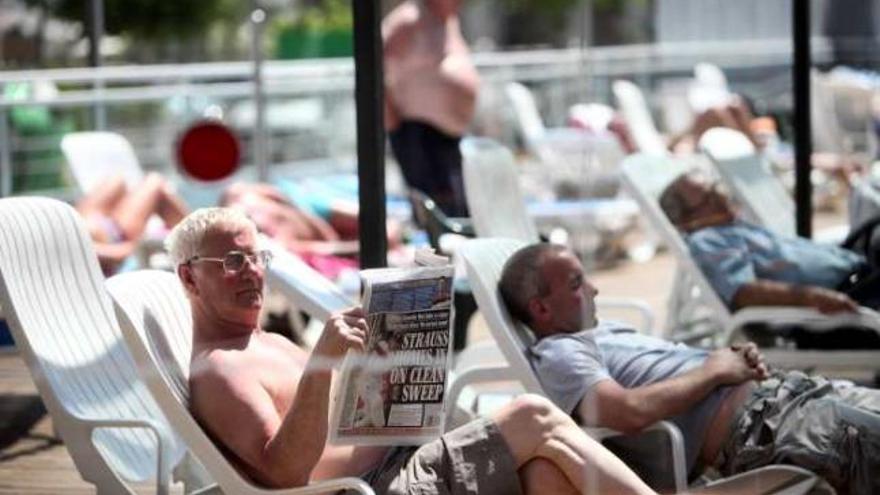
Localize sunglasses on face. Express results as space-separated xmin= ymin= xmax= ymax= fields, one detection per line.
xmin=187 ymin=250 xmax=273 ymax=274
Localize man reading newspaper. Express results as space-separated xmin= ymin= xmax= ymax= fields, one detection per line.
xmin=165 ymin=207 xmax=656 ymax=494
xmin=332 ymin=262 xmax=455 ymax=445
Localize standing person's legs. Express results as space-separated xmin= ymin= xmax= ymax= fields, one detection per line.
xmin=390 ymin=121 xmax=435 ymax=197
xmin=390 ymin=121 xmax=467 ymax=217
xmin=424 ymin=127 xmax=467 ymax=217
xmin=493 ymin=394 xmax=655 ymax=495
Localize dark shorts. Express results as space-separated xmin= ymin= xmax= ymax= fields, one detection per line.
xmin=389 ymin=120 xmax=467 ymax=217
xmin=362 ymin=416 xmax=522 ymax=495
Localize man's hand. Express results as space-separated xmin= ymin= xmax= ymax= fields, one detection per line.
xmin=800 ymin=286 xmax=859 ymax=314
xmin=703 ymin=346 xmax=764 ymax=385
xmin=731 ymin=342 xmax=769 ymax=381
xmin=313 ymin=307 xmax=368 ymax=366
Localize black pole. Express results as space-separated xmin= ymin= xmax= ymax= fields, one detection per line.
xmin=352 ymin=0 xmax=388 ymax=268
xmin=793 ymin=0 xmax=812 ymax=238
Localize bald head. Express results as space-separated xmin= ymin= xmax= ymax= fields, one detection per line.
xmin=658 ymin=171 xmax=736 ymax=232
xmin=499 ymin=243 xmax=567 ymax=325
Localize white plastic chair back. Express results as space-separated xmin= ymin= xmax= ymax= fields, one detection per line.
xmin=458 ymin=238 xmax=544 ymax=394
xmin=461 ymin=137 xmax=539 ymax=242
xmin=505 ymin=81 xmax=548 ymax=146
xmin=612 ymin=80 xmax=669 ymax=155
xmin=61 ymin=131 xmax=145 ymax=193
xmin=694 ymin=63 xmax=729 ymax=91
xmin=688 ymin=63 xmax=731 ymax=113
xmin=0 ymin=197 xmax=183 ymax=494
xmin=619 ymin=155 xmax=732 ymax=331
xmin=811 ymin=70 xmax=848 ymax=154
xmin=699 ymin=127 xmax=796 ymax=237
xmin=108 ymin=269 xmax=374 ymax=495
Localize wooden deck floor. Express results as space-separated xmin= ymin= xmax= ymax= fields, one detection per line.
xmin=0 ymin=350 xmax=99 ymax=494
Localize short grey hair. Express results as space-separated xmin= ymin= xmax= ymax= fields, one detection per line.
xmin=164 ymin=207 xmax=257 ymax=266
xmin=658 ymin=172 xmax=691 ymax=228
xmin=499 ymin=243 xmax=567 ymax=324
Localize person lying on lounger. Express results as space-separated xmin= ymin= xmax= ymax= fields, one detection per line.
xmin=76 ymin=172 xmax=188 ymax=274
xmin=500 ymin=242 xmax=880 ymax=494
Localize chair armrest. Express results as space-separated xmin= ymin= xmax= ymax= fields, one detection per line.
xmin=702 ymin=464 xmax=817 ymax=494
xmin=83 ymin=417 xmax=175 ymax=495
xmin=189 ymin=477 xmax=376 ymax=495
xmin=596 ymin=297 xmax=655 ymax=334
xmin=272 ymin=477 xmax=375 ymax=495
xmin=586 ymin=420 xmax=687 ymax=492
xmin=445 ymin=364 xmax=516 ymax=424
xmin=725 ymin=306 xmax=880 ymax=344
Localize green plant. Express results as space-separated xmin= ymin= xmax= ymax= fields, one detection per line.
xmin=295 ymin=0 xmax=352 ymax=31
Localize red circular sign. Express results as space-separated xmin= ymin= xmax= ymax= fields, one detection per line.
xmin=176 ymin=120 xmax=240 ymax=181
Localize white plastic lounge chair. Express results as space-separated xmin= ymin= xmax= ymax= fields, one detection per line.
xmin=620 ymin=153 xmax=880 ymax=373
xmin=688 ymin=63 xmax=732 ymax=114
xmin=504 ymin=82 xmax=625 ymax=197
xmin=0 ymin=196 xmax=204 ymax=495
xmin=698 ymin=127 xmax=796 ymax=237
xmin=461 ymin=137 xmax=654 ymax=333
xmin=612 ymin=79 xmax=669 ymax=155
xmin=61 ymin=131 xmax=145 ymax=193
xmin=698 ymin=127 xmax=849 ymax=242
xmin=457 ymin=237 xmax=820 ymax=494
xmin=107 ymin=269 xmax=375 ymax=495
xmin=60 ymin=130 xmax=172 ymax=268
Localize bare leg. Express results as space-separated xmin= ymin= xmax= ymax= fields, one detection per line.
xmin=492 ymin=395 xmax=655 ymax=495
xmin=111 ymin=172 xmax=167 ymax=241
xmin=725 ymin=97 xmax=759 ymax=147
xmin=76 ymin=176 xmax=127 ymax=217
xmin=520 ymin=457 xmax=580 ymax=495
xmin=155 ymin=179 xmax=188 ymax=227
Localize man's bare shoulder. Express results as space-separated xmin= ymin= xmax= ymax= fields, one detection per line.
xmin=190 ymin=345 xmax=254 ymax=394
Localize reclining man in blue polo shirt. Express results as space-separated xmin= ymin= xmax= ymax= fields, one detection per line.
xmin=658 ymin=170 xmax=880 ymax=348
xmin=500 ymin=243 xmax=880 ymax=494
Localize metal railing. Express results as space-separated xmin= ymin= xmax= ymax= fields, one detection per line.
xmin=0 ymin=38 xmax=835 ymax=197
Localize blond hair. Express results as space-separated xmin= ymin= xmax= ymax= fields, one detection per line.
xmin=164 ymin=207 xmax=256 ymax=266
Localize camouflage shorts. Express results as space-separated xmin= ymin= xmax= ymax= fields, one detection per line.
xmin=717 ymin=371 xmax=880 ymax=495
xmin=362 ymin=416 xmax=522 ymax=495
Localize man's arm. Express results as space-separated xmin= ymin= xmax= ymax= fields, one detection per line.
xmin=577 ymin=345 xmax=766 ymax=434
xmin=732 ymin=280 xmax=859 ymax=313
xmin=190 ymin=308 xmax=367 ymax=488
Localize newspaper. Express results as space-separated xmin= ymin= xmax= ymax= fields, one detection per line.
xmin=329 ymin=251 xmax=455 ymax=445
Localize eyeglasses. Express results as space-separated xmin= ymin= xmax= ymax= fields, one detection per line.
xmin=187 ymin=250 xmax=273 ymax=274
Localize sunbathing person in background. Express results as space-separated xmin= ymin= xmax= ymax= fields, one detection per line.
xmin=659 ymin=170 xmax=880 ymax=348
xmin=76 ymin=172 xmax=188 ymax=274
xmin=500 ymin=243 xmax=880 ymax=494
xmin=667 ymin=95 xmax=758 ymax=154
xmin=660 ymin=170 xmax=878 ymax=312
xmin=164 ymin=207 xmax=657 ymax=495
xmin=221 ymin=182 xmax=402 ymax=279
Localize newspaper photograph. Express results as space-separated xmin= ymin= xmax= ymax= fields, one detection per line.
xmin=330 ymin=260 xmax=455 ymax=445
